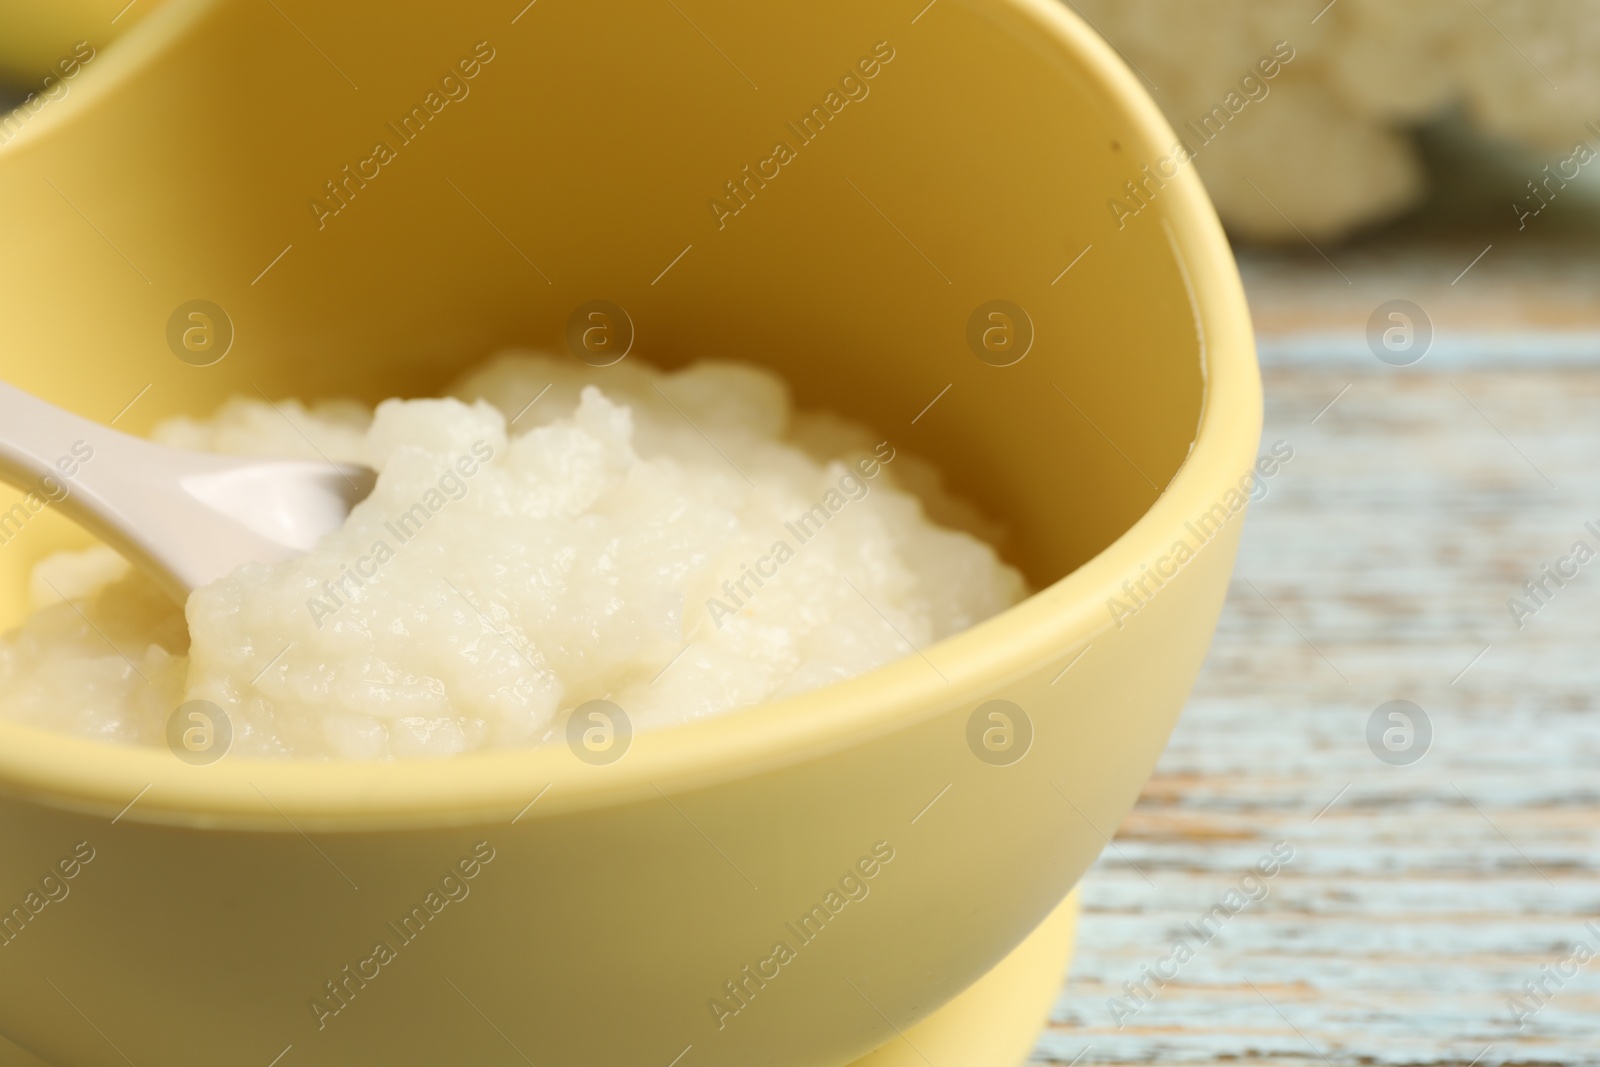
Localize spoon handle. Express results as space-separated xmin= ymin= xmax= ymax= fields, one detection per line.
xmin=0 ymin=379 xmax=114 ymax=500
xmin=0 ymin=377 xmax=163 ymax=561
xmin=0 ymin=382 xmax=373 ymax=601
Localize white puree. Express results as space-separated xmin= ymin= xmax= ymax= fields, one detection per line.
xmin=0 ymin=353 xmax=1025 ymax=759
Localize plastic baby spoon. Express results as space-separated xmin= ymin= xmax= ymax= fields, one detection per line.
xmin=0 ymin=380 xmax=376 ymax=602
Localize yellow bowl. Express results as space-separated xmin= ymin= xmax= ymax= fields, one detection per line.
xmin=0 ymin=0 xmax=1259 ymax=1064
xmin=0 ymin=0 xmax=161 ymax=86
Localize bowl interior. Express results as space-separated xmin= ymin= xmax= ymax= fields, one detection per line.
xmin=0 ymin=0 xmax=1203 ymax=631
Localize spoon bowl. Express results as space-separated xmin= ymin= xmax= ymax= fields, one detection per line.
xmin=0 ymin=380 xmax=375 ymax=600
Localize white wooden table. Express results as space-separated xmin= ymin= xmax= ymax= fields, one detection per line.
xmin=1034 ymin=238 xmax=1600 ymax=1066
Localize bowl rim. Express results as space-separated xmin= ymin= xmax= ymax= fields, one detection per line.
xmin=0 ymin=0 xmax=1261 ymax=829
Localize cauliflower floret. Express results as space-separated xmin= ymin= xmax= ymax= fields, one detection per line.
xmin=1073 ymin=0 xmax=1600 ymax=240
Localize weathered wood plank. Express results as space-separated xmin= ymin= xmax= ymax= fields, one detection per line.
xmin=1032 ymin=245 xmax=1600 ymax=1066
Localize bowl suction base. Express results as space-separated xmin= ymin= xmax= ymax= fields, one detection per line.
xmin=846 ymin=887 xmax=1079 ymax=1067
xmin=0 ymin=890 xmax=1078 ymax=1067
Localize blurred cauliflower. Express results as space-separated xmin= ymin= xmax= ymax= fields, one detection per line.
xmin=1071 ymin=0 xmax=1600 ymax=241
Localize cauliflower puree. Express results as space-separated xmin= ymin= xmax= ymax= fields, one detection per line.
xmin=0 ymin=353 xmax=1025 ymax=759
